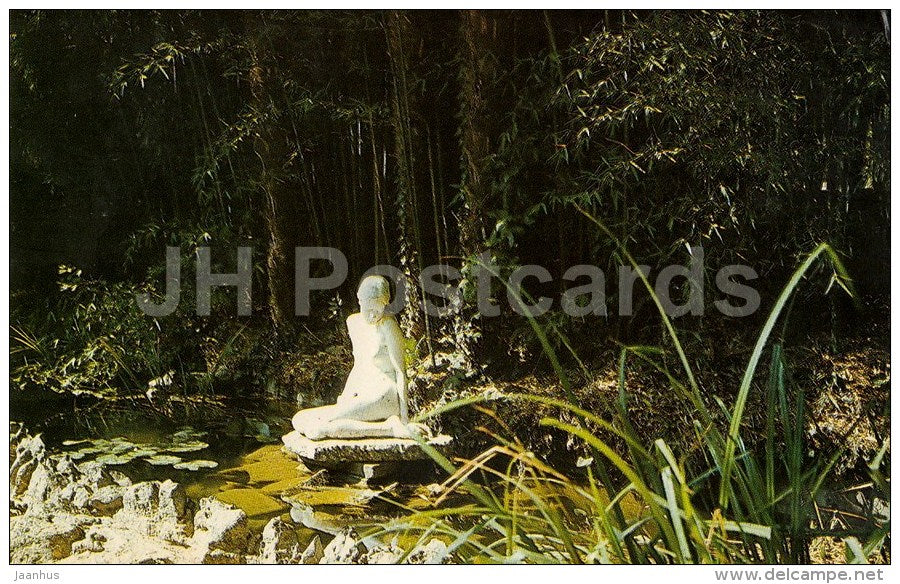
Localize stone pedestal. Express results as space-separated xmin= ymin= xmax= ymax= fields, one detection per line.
xmin=281 ymin=431 xmax=452 ymax=485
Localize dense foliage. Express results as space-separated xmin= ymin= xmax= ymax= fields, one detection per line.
xmin=8 ymin=10 xmax=890 ymax=563
xmin=11 ymin=10 xmax=889 ymax=400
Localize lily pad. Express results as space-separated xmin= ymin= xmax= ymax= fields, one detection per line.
xmin=62 ymin=439 xmax=90 ymax=447
xmin=172 ymin=428 xmax=207 ymax=441
xmin=173 ymin=459 xmax=219 ymax=471
xmin=130 ymin=447 xmax=159 ymax=458
xmin=145 ymin=455 xmax=183 ymax=466
xmin=165 ymin=441 xmax=209 ymax=453
xmin=109 ymin=442 xmax=138 ymax=455
xmin=95 ymin=453 xmax=138 ymax=466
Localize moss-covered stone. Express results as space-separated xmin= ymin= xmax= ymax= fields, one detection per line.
xmin=282 ymin=485 xmax=381 ymax=508
xmin=242 ymin=459 xmax=303 ymax=485
xmin=214 ymin=488 xmax=289 ymax=517
xmin=214 ymin=469 xmax=251 ymax=484
xmin=184 ymin=476 xmax=229 ymax=500
xmin=216 ymin=445 xmax=307 ymax=487
xmin=260 ymin=477 xmax=309 ymax=496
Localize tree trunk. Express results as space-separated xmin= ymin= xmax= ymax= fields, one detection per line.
xmin=458 ymin=10 xmax=495 ymax=254
xmin=451 ymin=9 xmax=499 ymax=374
xmin=386 ymin=10 xmax=427 ymax=343
xmin=245 ymin=15 xmax=297 ymax=328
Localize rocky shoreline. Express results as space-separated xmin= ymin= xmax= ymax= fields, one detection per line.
xmin=9 ymin=425 xmax=448 ymax=564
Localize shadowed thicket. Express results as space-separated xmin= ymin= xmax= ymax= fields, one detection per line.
xmin=8 ymin=10 xmax=890 ymax=563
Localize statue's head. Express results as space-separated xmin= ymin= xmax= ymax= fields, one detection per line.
xmin=357 ymin=275 xmax=391 ymax=324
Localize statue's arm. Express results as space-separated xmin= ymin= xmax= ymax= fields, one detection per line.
xmin=346 ymin=314 xmax=364 ymax=358
xmin=346 ymin=314 xmax=357 ymax=336
xmin=385 ymin=319 xmax=408 ymax=423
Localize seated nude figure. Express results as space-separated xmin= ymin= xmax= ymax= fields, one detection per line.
xmin=292 ymin=275 xmax=423 ymax=440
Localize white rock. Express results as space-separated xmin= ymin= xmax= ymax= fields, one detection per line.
xmin=9 ymin=428 xmax=200 ymax=564
xmin=87 ymin=485 xmax=125 ymax=516
xmin=320 ymin=529 xmax=364 ymax=564
xmin=257 ymin=517 xmax=302 ymax=564
xmin=365 ymin=537 xmax=404 ymax=564
xmin=10 ymin=513 xmax=90 ymax=562
xmin=406 ymin=539 xmax=450 ymax=564
xmin=122 ymin=481 xmax=160 ymax=517
xmin=190 ymin=497 xmax=250 ymax=563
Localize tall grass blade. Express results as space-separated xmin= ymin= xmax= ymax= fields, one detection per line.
xmin=662 ymin=466 xmax=692 ymax=563
xmin=720 ymin=243 xmax=851 ymax=509
xmin=574 ymin=204 xmax=711 ymax=425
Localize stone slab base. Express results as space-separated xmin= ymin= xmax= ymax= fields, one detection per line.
xmin=281 ymin=431 xmax=452 ymax=486
xmin=281 ymin=431 xmax=452 ymax=464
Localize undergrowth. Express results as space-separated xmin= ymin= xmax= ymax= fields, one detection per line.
xmin=373 ymin=212 xmax=890 ymax=564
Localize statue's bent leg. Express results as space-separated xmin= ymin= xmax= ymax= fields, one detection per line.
xmin=309 ymin=415 xmax=416 ymax=440
xmin=334 ymin=389 xmax=399 ymax=422
xmin=293 ymin=405 xmax=340 ymax=436
xmin=307 ymin=418 xmax=398 ymax=440
xmin=294 ymin=390 xmax=406 ymax=440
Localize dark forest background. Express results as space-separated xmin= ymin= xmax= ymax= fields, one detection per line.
xmin=9 ymin=10 xmax=890 ymax=464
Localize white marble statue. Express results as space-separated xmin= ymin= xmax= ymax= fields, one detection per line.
xmin=292 ymin=275 xmax=422 ymax=440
